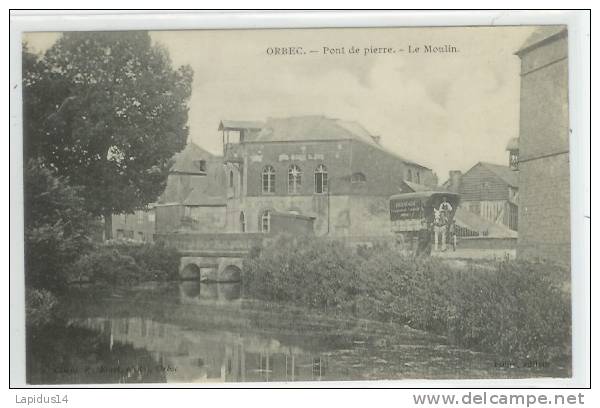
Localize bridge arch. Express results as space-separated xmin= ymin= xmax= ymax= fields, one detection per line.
xmin=220 ymin=264 xmax=242 ymax=282
xmin=181 ymin=262 xmax=201 ymax=280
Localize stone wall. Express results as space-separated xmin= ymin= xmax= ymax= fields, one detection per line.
xmin=225 ymin=194 xmax=394 ymax=238
xmin=517 ymin=29 xmax=570 ymax=265
xmin=222 ymin=138 xmax=433 ymax=238
xmin=518 ymin=154 xmax=571 ymax=264
xmin=112 ymin=209 xmax=155 ymax=242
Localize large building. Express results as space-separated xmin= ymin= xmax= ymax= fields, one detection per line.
xmin=115 ymin=116 xmax=436 ymax=242
xmin=515 ymin=26 xmax=570 ymax=265
xmin=220 ymin=115 xmax=436 ymax=240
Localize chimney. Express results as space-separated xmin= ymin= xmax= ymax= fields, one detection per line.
xmin=371 ymin=135 xmax=381 ymax=144
xmin=448 ymin=170 xmax=462 ymax=193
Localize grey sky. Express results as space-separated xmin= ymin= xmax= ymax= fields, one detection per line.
xmin=24 ymin=26 xmax=536 ymax=181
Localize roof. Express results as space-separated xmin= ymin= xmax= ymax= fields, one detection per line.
xmin=170 ymin=142 xmax=220 ymax=174
xmin=478 ymin=162 xmax=519 ymax=188
xmin=516 ymin=26 xmax=567 ymax=55
xmin=219 ymin=120 xmax=264 ymax=130
xmin=454 ymin=207 xmax=518 ymax=238
xmin=182 ymin=188 xmax=226 ymax=206
xmin=254 ymin=115 xmax=377 ymax=144
xmin=390 ymin=191 xmax=460 ymax=201
xmin=505 ymin=137 xmax=519 ymax=151
xmin=160 ymin=142 xmax=227 ymax=206
xmin=402 ymin=180 xmax=435 ymax=193
xmin=253 ymin=115 xmax=428 ymax=169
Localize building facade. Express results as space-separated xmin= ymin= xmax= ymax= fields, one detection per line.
xmin=112 ymin=143 xmax=228 ymax=240
xmin=220 ymin=116 xmax=436 ymax=240
xmin=515 ymin=26 xmax=570 ymax=265
xmin=155 ymin=143 xmax=227 ymax=233
xmin=112 ymin=208 xmax=156 ymax=242
xmin=444 ymin=161 xmax=519 ymax=232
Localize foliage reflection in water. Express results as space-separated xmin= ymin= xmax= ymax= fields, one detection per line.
xmin=27 ymin=282 xmax=570 ymax=384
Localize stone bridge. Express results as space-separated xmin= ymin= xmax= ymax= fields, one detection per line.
xmin=154 ymin=232 xmax=264 ymax=282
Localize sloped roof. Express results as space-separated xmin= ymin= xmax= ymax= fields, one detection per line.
xmin=454 ymin=207 xmax=518 ymax=238
xmin=254 ymin=115 xmax=428 ymax=168
xmin=516 ymin=26 xmax=567 ymax=55
xmin=254 ymin=115 xmax=377 ymax=145
xmin=170 ymin=142 xmax=220 ymax=174
xmin=219 ymin=120 xmax=264 ymax=130
xmin=402 ymin=180 xmax=435 ymax=193
xmin=478 ymin=162 xmax=519 ymax=188
xmin=158 ymin=142 xmax=227 ymax=206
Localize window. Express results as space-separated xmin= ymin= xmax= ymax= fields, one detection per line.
xmin=314 ymin=164 xmax=328 ymax=194
xmin=229 ymin=170 xmax=234 ymax=188
xmin=261 ymin=210 xmax=271 ymax=233
xmin=288 ymin=164 xmax=302 ymax=193
xmin=148 ymin=212 xmax=155 ymax=222
xmin=240 ymin=211 xmax=246 ymax=233
xmin=416 ymin=171 xmax=421 ymax=184
xmin=262 ymin=165 xmax=275 ymax=193
xmin=194 ymin=160 xmax=206 ymax=172
xmin=137 ymin=211 xmax=145 ymax=223
xmin=350 ymin=172 xmax=366 ymax=183
xmin=407 ymin=169 xmax=413 ymax=182
xmin=509 ymin=151 xmax=519 ymax=170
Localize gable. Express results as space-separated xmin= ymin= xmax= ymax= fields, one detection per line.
xmin=460 ymin=163 xmax=512 ymax=201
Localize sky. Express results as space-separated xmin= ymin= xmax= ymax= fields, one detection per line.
xmin=24 ymin=26 xmax=536 ymax=181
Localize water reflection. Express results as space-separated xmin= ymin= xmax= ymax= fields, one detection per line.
xmin=35 ymin=281 xmax=568 ymax=384
xmin=73 ymin=315 xmax=334 ymax=382
xmin=70 ymin=282 xmax=333 ymax=382
xmin=179 ymin=281 xmax=241 ymax=303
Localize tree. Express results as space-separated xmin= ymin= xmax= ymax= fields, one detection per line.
xmin=24 ymin=159 xmax=98 ymax=290
xmin=23 ymin=32 xmax=193 ymax=239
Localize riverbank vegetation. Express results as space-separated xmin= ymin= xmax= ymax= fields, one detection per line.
xmin=72 ymin=241 xmax=180 ymax=286
xmin=243 ymin=235 xmax=571 ymax=363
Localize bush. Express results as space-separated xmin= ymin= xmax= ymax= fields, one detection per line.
xmin=243 ymin=235 xmax=571 ymax=362
xmin=72 ymin=246 xmax=142 ymax=286
xmin=244 ymin=234 xmax=362 ymax=311
xmin=26 ymin=288 xmax=59 ymax=328
xmin=71 ymin=241 xmax=180 ymax=285
xmin=104 ymin=240 xmax=181 ymax=281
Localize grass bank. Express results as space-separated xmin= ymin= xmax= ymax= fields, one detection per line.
xmin=242 ymin=234 xmax=571 ymax=363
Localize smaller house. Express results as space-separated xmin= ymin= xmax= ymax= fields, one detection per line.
xmin=112 ymin=207 xmax=156 ymax=242
xmin=444 ymin=161 xmax=519 ymax=231
xmin=154 ymin=142 xmax=227 ymax=233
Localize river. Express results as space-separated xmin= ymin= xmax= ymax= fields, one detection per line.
xmin=26 ymin=282 xmax=570 ymax=384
